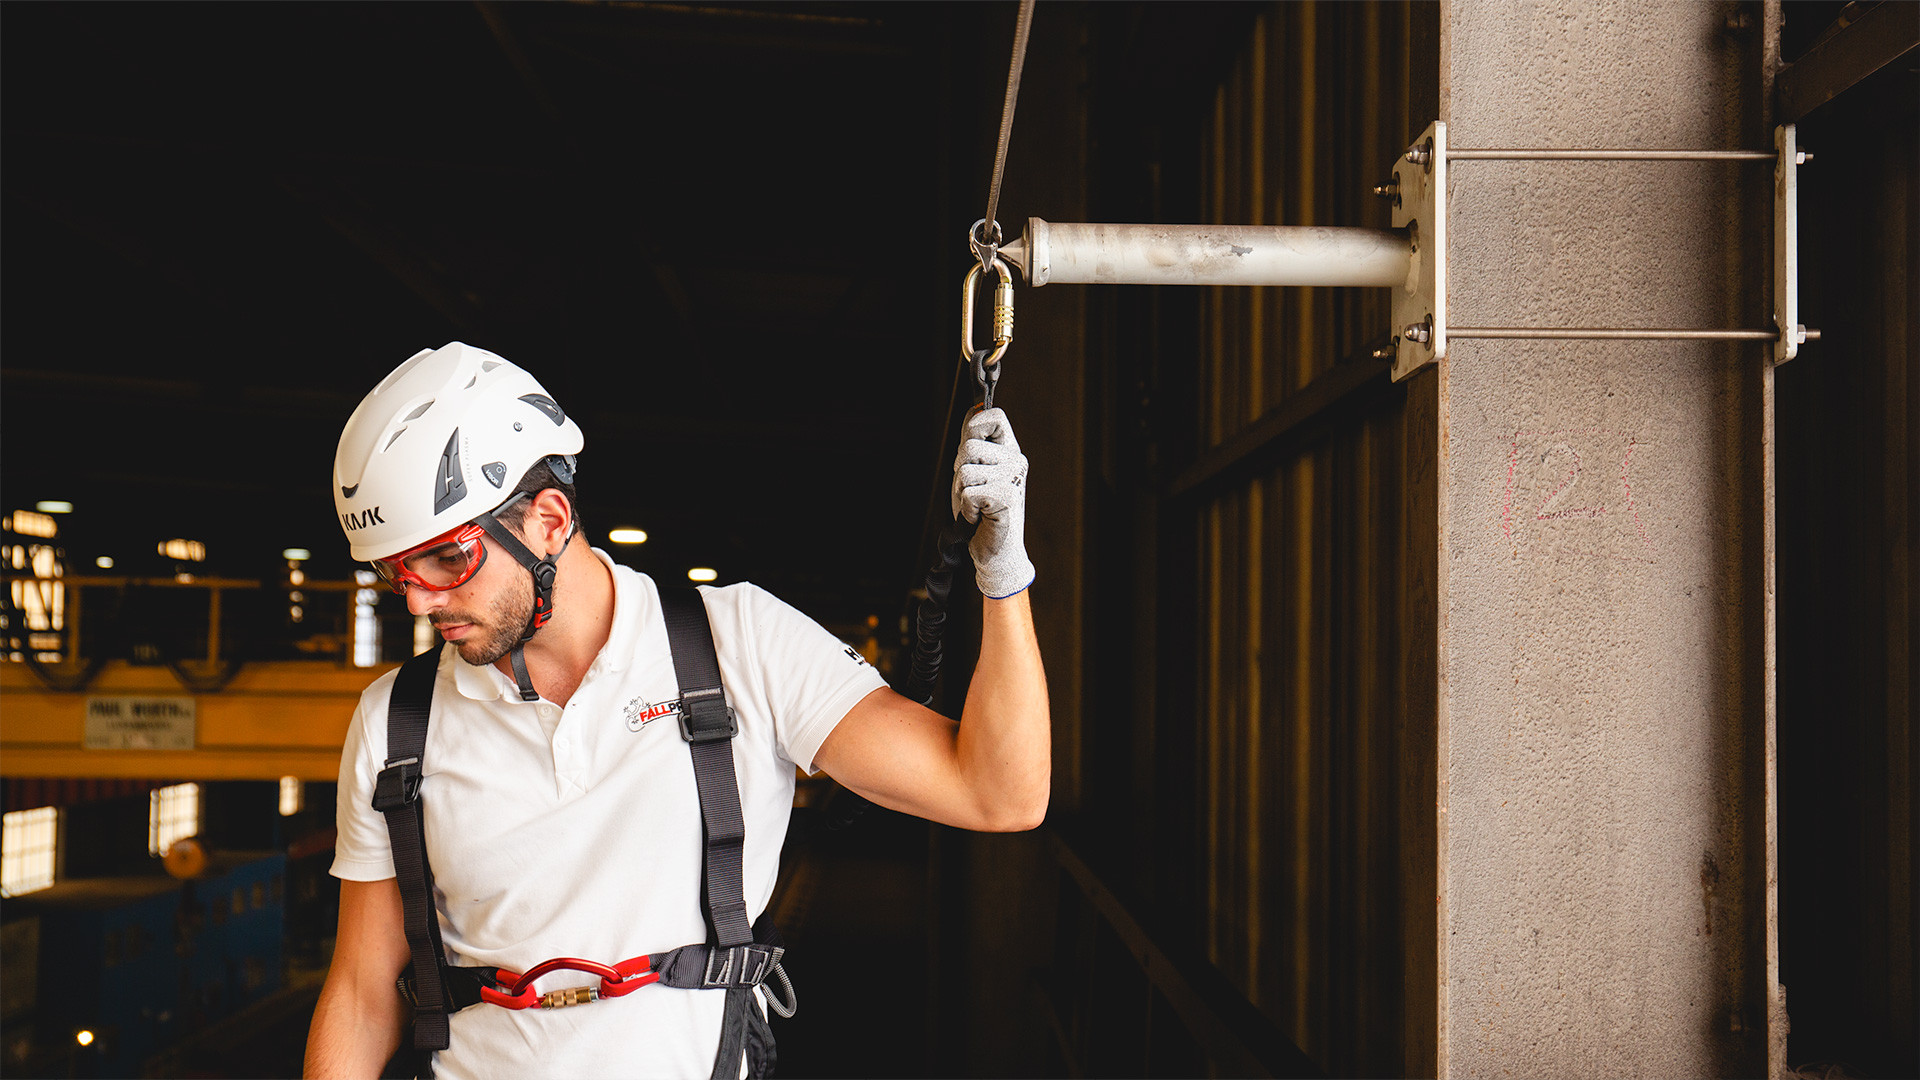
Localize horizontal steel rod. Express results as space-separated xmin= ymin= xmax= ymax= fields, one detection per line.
xmin=1449 ymin=148 xmax=1776 ymax=161
xmin=1007 ymin=219 xmax=1411 ymax=287
xmin=1452 ymin=327 xmax=1821 ymax=341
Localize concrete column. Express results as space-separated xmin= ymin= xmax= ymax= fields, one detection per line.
xmin=1437 ymin=2 xmax=1777 ymax=1075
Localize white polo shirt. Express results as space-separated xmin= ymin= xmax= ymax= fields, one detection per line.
xmin=332 ymin=551 xmax=887 ymax=1079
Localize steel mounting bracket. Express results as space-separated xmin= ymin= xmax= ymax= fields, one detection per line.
xmin=1385 ymin=121 xmax=1810 ymax=372
xmin=1389 ymin=120 xmax=1446 ymax=382
xmin=1774 ymin=124 xmax=1805 ymax=364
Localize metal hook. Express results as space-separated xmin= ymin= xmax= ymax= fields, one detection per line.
xmin=970 ymin=348 xmax=1001 ymax=410
xmin=969 ymin=217 xmax=1004 ymax=275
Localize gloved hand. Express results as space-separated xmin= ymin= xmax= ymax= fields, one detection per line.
xmin=951 ymin=406 xmax=1035 ymax=599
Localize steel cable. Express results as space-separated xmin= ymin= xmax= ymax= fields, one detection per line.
xmin=979 ymin=0 xmax=1037 ymax=253
xmin=824 ymin=2 xmax=1036 ymax=832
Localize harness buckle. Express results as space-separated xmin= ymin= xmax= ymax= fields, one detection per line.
xmin=700 ymin=943 xmax=786 ymax=988
xmin=371 ymin=757 xmax=423 ymax=813
xmin=679 ymin=690 xmax=738 ymax=743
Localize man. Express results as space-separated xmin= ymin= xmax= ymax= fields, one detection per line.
xmin=304 ymin=342 xmax=1048 ymax=1079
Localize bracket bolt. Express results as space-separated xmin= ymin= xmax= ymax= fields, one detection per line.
xmin=1372 ymin=179 xmax=1400 ymax=199
xmin=1372 ymin=345 xmax=1396 ymax=360
xmin=1405 ymin=142 xmax=1433 ymax=167
xmin=1402 ymin=319 xmax=1432 ymax=346
xmin=1795 ymin=151 xmax=1812 ymax=164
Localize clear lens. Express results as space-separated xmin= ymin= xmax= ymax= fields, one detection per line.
xmin=372 ymin=525 xmax=486 ymax=592
xmin=401 ymin=541 xmax=477 ymax=587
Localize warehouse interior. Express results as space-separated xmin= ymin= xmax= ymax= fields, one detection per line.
xmin=2 ymin=2 xmax=1913 ymax=1077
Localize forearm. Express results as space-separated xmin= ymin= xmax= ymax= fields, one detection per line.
xmin=303 ymin=954 xmax=407 ymax=1078
xmin=957 ymin=589 xmax=1051 ymax=829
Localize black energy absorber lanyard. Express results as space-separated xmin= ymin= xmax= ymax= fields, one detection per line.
xmin=824 ymin=2 xmax=1035 ymax=829
xmin=372 ymin=586 xmax=793 ymax=1080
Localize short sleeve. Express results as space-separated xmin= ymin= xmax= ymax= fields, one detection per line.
xmin=330 ymin=681 xmax=400 ymax=881
xmin=729 ymin=584 xmax=888 ymax=774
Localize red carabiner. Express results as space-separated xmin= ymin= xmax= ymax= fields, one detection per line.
xmin=599 ymin=955 xmax=658 ymax=998
xmin=480 ymin=955 xmax=658 ymax=1010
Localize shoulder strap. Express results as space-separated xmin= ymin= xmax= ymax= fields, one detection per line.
xmin=659 ymin=586 xmax=752 ymax=949
xmin=371 ymin=648 xmax=453 ymax=1059
xmin=660 ymin=586 xmax=775 ymax=1080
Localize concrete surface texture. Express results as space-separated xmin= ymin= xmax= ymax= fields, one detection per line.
xmin=1439 ymin=1 xmax=1772 ymax=1076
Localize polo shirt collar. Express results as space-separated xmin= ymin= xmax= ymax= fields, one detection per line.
xmin=595 ymin=547 xmax=650 ymax=674
xmin=448 ymin=546 xmax=649 ymax=701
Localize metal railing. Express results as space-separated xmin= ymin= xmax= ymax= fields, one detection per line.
xmin=0 ymin=574 xmax=417 ymax=693
xmin=1037 ymin=830 xmax=1322 ymax=1078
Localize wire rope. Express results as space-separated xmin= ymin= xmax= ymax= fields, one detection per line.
xmin=976 ymin=0 xmax=1037 ymax=257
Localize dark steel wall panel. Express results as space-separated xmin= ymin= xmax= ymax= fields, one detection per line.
xmin=1181 ymin=4 xmax=1433 ymax=1074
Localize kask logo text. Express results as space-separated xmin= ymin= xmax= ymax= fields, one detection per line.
xmin=340 ymin=507 xmax=386 ymax=531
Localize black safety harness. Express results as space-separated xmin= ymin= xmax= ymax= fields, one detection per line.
xmin=372 ymin=586 xmax=794 ymax=1080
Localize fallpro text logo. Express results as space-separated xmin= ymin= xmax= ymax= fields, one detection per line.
xmin=624 ymin=697 xmax=681 ymax=732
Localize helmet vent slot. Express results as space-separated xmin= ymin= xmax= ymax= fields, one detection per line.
xmin=383 ymin=427 xmax=408 ymax=451
xmin=403 ymin=401 xmax=435 ymax=422
xmin=481 ymin=360 xmax=503 ymax=373
xmin=518 ymin=394 xmax=567 ymax=427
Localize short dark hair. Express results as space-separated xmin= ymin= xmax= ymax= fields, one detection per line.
xmin=493 ymin=455 xmax=581 ymax=538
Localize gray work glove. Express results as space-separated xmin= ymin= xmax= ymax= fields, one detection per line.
xmin=951 ymin=406 xmax=1035 ymax=599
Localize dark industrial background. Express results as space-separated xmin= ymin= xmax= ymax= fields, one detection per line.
xmin=3 ymin=2 xmax=1914 ymax=1078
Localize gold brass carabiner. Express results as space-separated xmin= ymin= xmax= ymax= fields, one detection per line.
xmin=960 ymin=257 xmax=1015 ymax=368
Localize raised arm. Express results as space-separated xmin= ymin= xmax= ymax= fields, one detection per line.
xmin=814 ymin=406 xmax=1050 ymax=831
xmin=304 ymin=877 xmax=411 ymax=1079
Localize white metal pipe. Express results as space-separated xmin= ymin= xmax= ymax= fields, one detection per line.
xmin=1449 ymin=148 xmax=1776 ymax=161
xmin=1000 ymin=218 xmax=1411 ymax=288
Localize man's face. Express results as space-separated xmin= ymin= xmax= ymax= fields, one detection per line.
xmin=401 ymin=531 xmax=534 ymax=667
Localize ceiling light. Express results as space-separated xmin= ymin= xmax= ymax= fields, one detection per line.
xmin=159 ymin=539 xmax=206 ymax=562
xmin=608 ymin=528 xmax=648 ymax=545
xmin=75 ymin=1030 xmax=95 ymax=1048
xmin=687 ymin=567 xmax=718 ymax=583
xmin=95 ymin=556 xmax=115 ymax=569
xmin=35 ymin=501 xmax=73 ymax=514
xmin=282 ymin=548 xmax=311 ymax=561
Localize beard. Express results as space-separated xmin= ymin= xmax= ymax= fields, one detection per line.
xmin=432 ymin=572 xmax=534 ymax=667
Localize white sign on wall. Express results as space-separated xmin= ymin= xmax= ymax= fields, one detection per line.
xmin=84 ymin=697 xmax=196 ymax=750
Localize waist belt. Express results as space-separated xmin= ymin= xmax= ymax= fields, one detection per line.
xmin=400 ymin=928 xmax=797 ymax=1017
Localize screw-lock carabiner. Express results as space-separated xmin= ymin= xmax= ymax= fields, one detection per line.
xmin=960 ymin=256 xmax=1015 ymax=371
xmin=478 ymin=955 xmax=658 ymax=1010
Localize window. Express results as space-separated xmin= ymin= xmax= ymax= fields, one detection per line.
xmin=2 ymin=807 xmax=58 ymax=896
xmin=278 ymin=776 xmax=304 ymax=816
xmin=4 ymin=510 xmax=66 ymax=662
xmin=149 ymin=783 xmax=201 ymax=856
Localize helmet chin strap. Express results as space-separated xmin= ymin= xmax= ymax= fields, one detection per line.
xmin=473 ymin=495 xmax=573 ymax=703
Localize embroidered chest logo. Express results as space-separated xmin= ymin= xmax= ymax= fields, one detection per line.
xmin=623 ymin=696 xmax=681 ymax=732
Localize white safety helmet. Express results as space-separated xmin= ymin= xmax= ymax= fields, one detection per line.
xmin=334 ymin=342 xmax=584 ymax=561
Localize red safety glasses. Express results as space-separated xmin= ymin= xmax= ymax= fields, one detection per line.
xmin=371 ymin=522 xmax=489 ymax=594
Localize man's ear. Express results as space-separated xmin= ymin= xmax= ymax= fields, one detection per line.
xmin=525 ymin=488 xmax=574 ymax=554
